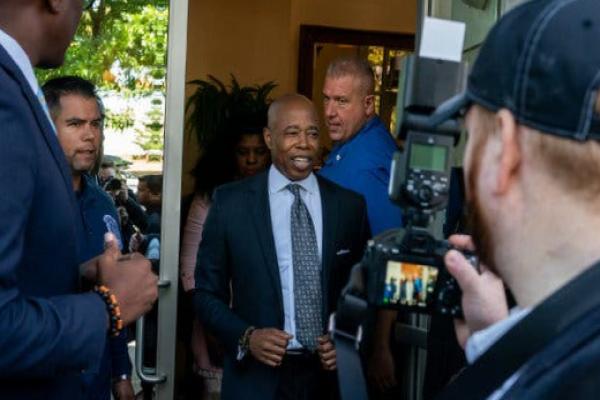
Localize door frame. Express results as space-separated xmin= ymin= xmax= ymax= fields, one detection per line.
xmin=297 ymin=24 xmax=415 ymax=98
xmin=154 ymin=0 xmax=189 ymax=398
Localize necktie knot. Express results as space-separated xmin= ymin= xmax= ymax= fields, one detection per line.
xmin=287 ymin=183 xmax=302 ymax=198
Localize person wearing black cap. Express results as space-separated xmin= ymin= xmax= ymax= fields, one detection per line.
xmin=427 ymin=0 xmax=600 ymax=399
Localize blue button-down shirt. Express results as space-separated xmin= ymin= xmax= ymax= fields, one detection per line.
xmin=319 ymin=116 xmax=402 ymax=235
xmin=76 ymin=175 xmax=131 ymax=400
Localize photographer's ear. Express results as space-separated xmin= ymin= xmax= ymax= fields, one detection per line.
xmin=494 ymin=109 xmax=521 ymax=195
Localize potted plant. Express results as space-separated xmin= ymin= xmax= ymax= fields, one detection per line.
xmin=185 ymin=74 xmax=277 ymax=147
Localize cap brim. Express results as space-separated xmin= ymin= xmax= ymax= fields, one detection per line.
xmin=425 ymin=92 xmax=470 ymax=128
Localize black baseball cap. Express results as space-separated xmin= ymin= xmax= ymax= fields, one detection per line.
xmin=427 ymin=0 xmax=600 ymax=141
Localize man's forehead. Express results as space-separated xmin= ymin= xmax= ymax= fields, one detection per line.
xmin=281 ymin=120 xmax=319 ymax=130
xmin=58 ymin=94 xmax=101 ymax=116
xmin=274 ymin=102 xmax=317 ymax=125
xmin=59 ymin=94 xmax=99 ymax=108
xmin=324 ymin=74 xmax=362 ymax=92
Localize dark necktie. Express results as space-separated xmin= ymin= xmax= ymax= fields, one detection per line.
xmin=287 ymin=183 xmax=322 ymax=350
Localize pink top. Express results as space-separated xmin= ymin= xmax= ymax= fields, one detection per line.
xmin=180 ymin=194 xmax=211 ymax=292
xmin=180 ymin=194 xmax=222 ymax=373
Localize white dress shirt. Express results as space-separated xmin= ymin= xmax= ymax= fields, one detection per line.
xmin=0 ymin=28 xmax=56 ymax=132
xmin=268 ymin=165 xmax=323 ymax=349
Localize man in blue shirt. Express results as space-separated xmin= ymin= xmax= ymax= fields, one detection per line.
xmin=43 ymin=76 xmax=134 ymax=400
xmin=319 ymin=57 xmax=402 ymax=235
xmin=320 ymin=57 xmax=402 ymax=398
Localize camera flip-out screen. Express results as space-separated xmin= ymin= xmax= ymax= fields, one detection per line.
xmin=409 ymin=143 xmax=448 ymax=172
xmin=382 ymin=260 xmax=439 ymax=309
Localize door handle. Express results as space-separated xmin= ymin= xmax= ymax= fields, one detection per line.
xmin=134 ymin=276 xmax=170 ymax=385
xmin=158 ymin=279 xmax=171 ymax=288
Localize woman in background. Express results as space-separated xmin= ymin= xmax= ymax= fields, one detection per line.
xmin=180 ymin=127 xmax=270 ymax=399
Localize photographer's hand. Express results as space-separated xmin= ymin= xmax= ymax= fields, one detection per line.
xmin=445 ymin=235 xmax=509 ymax=348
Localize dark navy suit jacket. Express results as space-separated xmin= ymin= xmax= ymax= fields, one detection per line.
xmin=0 ymin=45 xmax=107 ymax=399
xmin=194 ymin=171 xmax=371 ymax=400
xmin=501 ymin=269 xmax=600 ymax=400
xmin=504 ymin=307 xmax=600 ymax=399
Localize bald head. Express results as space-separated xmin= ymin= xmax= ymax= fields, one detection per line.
xmin=264 ymin=93 xmax=320 ymax=181
xmin=267 ymin=93 xmax=317 ymax=131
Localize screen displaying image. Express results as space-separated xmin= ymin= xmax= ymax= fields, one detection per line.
xmin=382 ymin=261 xmax=439 ymax=308
xmin=409 ymin=143 xmax=447 ymax=172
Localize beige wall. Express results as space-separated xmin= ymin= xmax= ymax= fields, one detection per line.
xmin=185 ymin=0 xmax=295 ymax=97
xmin=182 ymin=0 xmax=417 ymax=195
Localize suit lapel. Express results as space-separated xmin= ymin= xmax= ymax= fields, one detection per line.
xmin=0 ymin=46 xmax=74 ymax=198
xmin=249 ymin=173 xmax=284 ymax=315
xmin=318 ymin=176 xmax=338 ymax=326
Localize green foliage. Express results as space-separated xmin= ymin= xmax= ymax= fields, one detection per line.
xmin=135 ymin=96 xmax=164 ymax=158
xmin=105 ymin=107 xmax=135 ymax=131
xmin=186 ymin=75 xmax=277 ymax=147
xmin=36 ymin=0 xmax=168 ymax=93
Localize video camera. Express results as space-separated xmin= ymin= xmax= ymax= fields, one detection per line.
xmin=360 ymin=55 xmax=477 ymax=317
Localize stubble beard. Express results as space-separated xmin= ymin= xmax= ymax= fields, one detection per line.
xmin=466 ymin=134 xmax=498 ymax=275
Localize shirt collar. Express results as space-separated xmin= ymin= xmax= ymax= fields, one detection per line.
xmin=76 ymin=174 xmax=98 ymax=202
xmin=326 ymin=116 xmax=381 ymax=163
xmin=0 ymin=28 xmax=40 ymax=95
xmin=465 ymin=307 xmax=531 ymax=364
xmin=268 ymin=165 xmax=318 ymax=195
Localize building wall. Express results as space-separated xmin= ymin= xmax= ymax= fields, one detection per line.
xmin=182 ymin=0 xmax=417 ymax=195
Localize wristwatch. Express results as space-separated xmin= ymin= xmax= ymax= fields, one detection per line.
xmin=112 ymin=374 xmax=129 ymax=383
xmin=237 ymin=326 xmax=256 ymax=361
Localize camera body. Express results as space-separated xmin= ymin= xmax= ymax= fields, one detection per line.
xmin=364 ymin=228 xmax=478 ymax=317
xmin=356 ymin=55 xmax=475 ymax=317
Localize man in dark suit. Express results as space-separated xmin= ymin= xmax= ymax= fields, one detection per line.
xmin=194 ymin=94 xmax=370 ymax=400
xmin=0 ymin=1 xmax=157 ymax=399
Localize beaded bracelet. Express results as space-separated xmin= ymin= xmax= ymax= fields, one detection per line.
xmin=93 ymin=285 xmax=124 ymax=337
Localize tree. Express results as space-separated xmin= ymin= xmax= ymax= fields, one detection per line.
xmin=135 ymin=96 xmax=165 ymax=161
xmin=36 ymin=0 xmax=169 ymax=94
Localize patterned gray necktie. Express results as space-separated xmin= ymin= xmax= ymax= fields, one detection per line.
xmin=287 ymin=183 xmax=322 ymax=350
